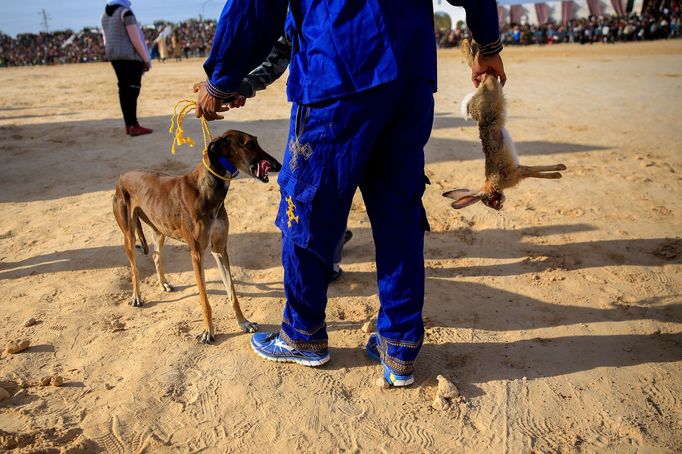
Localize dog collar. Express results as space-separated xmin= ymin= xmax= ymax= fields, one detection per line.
xmin=217 ymin=156 xmax=239 ymax=178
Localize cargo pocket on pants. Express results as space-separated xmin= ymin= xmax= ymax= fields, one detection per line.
xmin=275 ymin=168 xmax=320 ymax=249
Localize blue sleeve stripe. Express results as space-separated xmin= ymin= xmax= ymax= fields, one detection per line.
xmin=205 ymin=79 xmax=234 ymax=99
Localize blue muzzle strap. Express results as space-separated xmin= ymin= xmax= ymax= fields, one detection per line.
xmin=217 ymin=156 xmax=240 ymax=178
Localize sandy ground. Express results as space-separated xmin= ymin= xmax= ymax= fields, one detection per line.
xmin=0 ymin=40 xmax=681 ymax=453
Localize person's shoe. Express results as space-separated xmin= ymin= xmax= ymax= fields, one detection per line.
xmin=330 ymin=266 xmax=343 ymax=282
xmin=365 ymin=333 xmax=381 ymax=362
xmin=343 ymin=229 xmax=353 ymax=244
xmin=365 ymin=334 xmax=415 ymax=387
xmin=251 ymin=332 xmax=330 ymax=367
xmin=126 ymin=124 xmax=153 ymax=136
xmin=381 ymin=366 xmax=415 ymax=387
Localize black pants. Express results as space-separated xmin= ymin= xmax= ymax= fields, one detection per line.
xmin=111 ymin=60 xmax=144 ymax=127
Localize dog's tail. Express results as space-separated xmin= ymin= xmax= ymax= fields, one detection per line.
xmin=113 ymin=179 xmax=148 ymax=255
xmin=113 ymin=180 xmax=131 ymax=238
xmin=136 ymin=217 xmax=149 ymax=255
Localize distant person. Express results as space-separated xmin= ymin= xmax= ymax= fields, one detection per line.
xmin=155 ymin=25 xmax=172 ymax=62
xmin=101 ymin=0 xmax=153 ymax=136
xmin=172 ymin=31 xmax=183 ymax=61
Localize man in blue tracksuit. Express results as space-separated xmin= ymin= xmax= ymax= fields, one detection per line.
xmin=196 ymin=1 xmax=506 ymax=387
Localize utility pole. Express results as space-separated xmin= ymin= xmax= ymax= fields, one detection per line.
xmin=201 ymin=0 xmax=213 ymax=19
xmin=39 ymin=9 xmax=50 ymax=33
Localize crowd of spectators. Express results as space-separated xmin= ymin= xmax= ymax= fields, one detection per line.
xmin=500 ymin=8 xmax=680 ymax=45
xmin=0 ymin=29 xmax=104 ymax=66
xmin=0 ymin=18 xmax=217 ymax=67
xmin=2 ymin=6 xmax=681 ymax=66
xmin=170 ymin=19 xmax=216 ymax=59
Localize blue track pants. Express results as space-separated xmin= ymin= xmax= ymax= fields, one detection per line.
xmin=274 ymin=77 xmax=434 ymax=374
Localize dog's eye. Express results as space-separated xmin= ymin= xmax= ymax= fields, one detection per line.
xmin=245 ymin=141 xmax=256 ymax=149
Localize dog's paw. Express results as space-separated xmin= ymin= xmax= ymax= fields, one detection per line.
xmin=129 ymin=297 xmax=143 ymax=307
xmin=162 ymin=282 xmax=174 ymax=292
xmin=239 ymin=320 xmax=258 ymax=333
xmin=197 ymin=330 xmax=215 ymax=344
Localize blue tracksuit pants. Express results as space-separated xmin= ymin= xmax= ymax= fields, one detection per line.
xmin=275 ymin=77 xmax=434 ymax=374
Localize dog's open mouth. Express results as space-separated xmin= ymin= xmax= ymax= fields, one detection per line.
xmin=252 ymin=160 xmax=272 ymax=183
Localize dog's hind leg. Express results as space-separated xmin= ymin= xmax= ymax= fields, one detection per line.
xmin=126 ymin=208 xmax=144 ymax=306
xmin=151 ymin=230 xmax=174 ymax=292
xmin=113 ymin=187 xmax=143 ymax=307
xmin=190 ymin=247 xmax=215 ymax=343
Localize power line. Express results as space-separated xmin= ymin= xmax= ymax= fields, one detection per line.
xmin=39 ymin=9 xmax=51 ymax=33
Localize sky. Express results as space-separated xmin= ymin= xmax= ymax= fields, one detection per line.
xmin=0 ymin=0 xmax=226 ymax=37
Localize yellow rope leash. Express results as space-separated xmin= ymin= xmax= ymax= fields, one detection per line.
xmin=169 ymin=99 xmax=232 ymax=182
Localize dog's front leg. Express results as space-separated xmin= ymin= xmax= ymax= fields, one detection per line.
xmin=190 ymin=248 xmax=214 ymax=343
xmin=211 ymin=249 xmax=258 ymax=333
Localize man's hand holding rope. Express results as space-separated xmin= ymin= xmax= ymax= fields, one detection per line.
xmin=194 ymin=81 xmax=246 ymax=121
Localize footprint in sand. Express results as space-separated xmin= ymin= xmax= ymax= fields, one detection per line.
xmin=558 ymin=207 xmax=585 ymax=217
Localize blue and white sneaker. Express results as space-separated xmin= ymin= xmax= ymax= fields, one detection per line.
xmin=365 ymin=334 xmax=415 ymax=387
xmin=251 ymin=332 xmax=330 ymax=367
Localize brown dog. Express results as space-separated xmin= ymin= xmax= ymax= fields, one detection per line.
xmin=113 ymin=130 xmax=282 ymax=343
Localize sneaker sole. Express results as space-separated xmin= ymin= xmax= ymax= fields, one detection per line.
xmin=387 ymin=375 xmax=415 ymax=387
xmin=251 ymin=342 xmax=330 ymax=367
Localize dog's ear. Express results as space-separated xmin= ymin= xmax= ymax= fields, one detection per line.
xmin=443 ymin=189 xmax=482 ymax=209
xmin=208 ymin=136 xmax=228 ymax=156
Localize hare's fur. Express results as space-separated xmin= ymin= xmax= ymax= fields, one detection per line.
xmin=445 ymin=39 xmax=565 ymax=210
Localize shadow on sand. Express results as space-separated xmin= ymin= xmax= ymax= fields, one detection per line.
xmin=0 ymin=113 xmax=607 ymax=203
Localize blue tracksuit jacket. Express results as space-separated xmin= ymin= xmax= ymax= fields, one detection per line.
xmin=204 ymin=0 xmax=501 ymax=104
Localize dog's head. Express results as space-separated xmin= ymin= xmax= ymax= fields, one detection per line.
xmin=206 ymin=130 xmax=282 ymax=183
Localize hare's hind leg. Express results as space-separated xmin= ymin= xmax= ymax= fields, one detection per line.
xmin=518 ymin=164 xmax=566 ymax=179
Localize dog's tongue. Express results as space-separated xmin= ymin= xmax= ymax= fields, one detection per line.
xmin=256 ymin=160 xmax=271 ymax=178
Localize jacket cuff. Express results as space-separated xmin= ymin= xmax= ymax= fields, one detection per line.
xmin=205 ymin=79 xmax=235 ymax=100
xmin=478 ymin=38 xmax=503 ymax=56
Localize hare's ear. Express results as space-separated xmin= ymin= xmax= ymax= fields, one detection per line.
xmin=443 ymin=189 xmax=482 ymax=209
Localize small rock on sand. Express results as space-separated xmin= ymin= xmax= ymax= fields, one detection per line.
xmin=5 ymin=340 xmax=30 ymax=354
xmin=376 ymin=377 xmax=389 ymax=389
xmin=361 ymin=319 xmax=376 ymax=333
xmin=0 ymin=387 xmax=10 ymax=402
xmin=436 ymin=375 xmax=460 ymax=399
xmin=40 ymin=376 xmax=52 ymax=386
xmin=24 ymin=318 xmax=37 ymax=327
xmin=50 ymin=376 xmax=64 ymax=387
xmin=432 ymin=396 xmax=451 ymax=411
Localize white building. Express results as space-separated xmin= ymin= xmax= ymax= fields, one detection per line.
xmin=433 ymin=0 xmax=645 ymax=27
